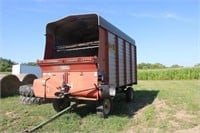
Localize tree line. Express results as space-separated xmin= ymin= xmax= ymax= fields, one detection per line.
xmin=0 ymin=57 xmax=37 ymax=72
xmin=0 ymin=57 xmax=199 ymax=72
xmin=0 ymin=57 xmax=16 ymax=72
xmin=138 ymin=62 xmax=200 ymax=69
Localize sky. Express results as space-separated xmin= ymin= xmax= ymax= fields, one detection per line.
xmin=0 ymin=0 xmax=199 ymax=67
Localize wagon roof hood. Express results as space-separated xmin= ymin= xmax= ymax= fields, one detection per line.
xmin=46 ymin=13 xmax=135 ymax=45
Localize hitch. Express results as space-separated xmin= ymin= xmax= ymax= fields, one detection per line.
xmin=23 ymin=103 xmax=75 ymax=133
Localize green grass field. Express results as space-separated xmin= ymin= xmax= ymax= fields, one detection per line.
xmin=0 ymin=80 xmax=200 ymax=133
xmin=138 ymin=67 xmax=200 ymax=80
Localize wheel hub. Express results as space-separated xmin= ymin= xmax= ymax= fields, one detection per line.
xmin=103 ymin=99 xmax=111 ymax=115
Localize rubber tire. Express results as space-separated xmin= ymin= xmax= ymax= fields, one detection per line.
xmin=52 ymin=98 xmax=71 ymax=112
xmin=19 ymin=84 xmax=34 ymax=97
xmin=126 ymin=87 xmax=134 ymax=102
xmin=96 ymin=97 xmax=113 ymax=118
xmin=20 ymin=96 xmax=42 ymax=104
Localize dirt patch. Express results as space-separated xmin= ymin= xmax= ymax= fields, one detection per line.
xmin=168 ymin=120 xmax=180 ymax=128
xmin=153 ymin=98 xmax=169 ymax=120
xmin=125 ymin=98 xmax=200 ymax=133
xmin=175 ymin=110 xmax=195 ymax=122
xmin=174 ymin=125 xmax=200 ymax=133
xmin=153 ymin=98 xmax=168 ymax=109
xmin=5 ymin=111 xmax=17 ymax=119
xmin=125 ymin=126 xmax=159 ymax=133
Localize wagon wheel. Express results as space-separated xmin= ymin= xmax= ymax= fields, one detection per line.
xmin=52 ymin=97 xmax=71 ymax=112
xmin=96 ymin=97 xmax=113 ymax=118
xmin=20 ymin=95 xmax=43 ymax=105
xmin=19 ymin=84 xmax=34 ymax=97
xmin=126 ymin=87 xmax=134 ymax=102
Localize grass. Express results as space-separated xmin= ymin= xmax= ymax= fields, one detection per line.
xmin=0 ymin=80 xmax=200 ymax=132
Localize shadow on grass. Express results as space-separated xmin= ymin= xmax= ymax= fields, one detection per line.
xmin=68 ymin=90 xmax=159 ymax=118
xmin=113 ymin=90 xmax=159 ymax=117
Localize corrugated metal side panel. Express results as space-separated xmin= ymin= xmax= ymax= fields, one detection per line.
xmin=132 ymin=45 xmax=137 ymax=83
xmin=108 ymin=32 xmax=116 ymax=87
xmin=118 ymin=38 xmax=125 ymax=86
xmin=126 ymin=42 xmax=131 ymax=84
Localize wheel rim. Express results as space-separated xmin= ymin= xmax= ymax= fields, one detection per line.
xmin=103 ymin=99 xmax=111 ymax=115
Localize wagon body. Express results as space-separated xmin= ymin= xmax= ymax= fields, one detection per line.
xmin=32 ymin=14 xmax=137 ymax=115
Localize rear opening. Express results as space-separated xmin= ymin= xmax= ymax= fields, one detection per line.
xmin=45 ymin=14 xmax=99 ymax=59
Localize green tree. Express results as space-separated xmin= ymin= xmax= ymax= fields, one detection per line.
xmin=170 ymin=64 xmax=183 ymax=68
xmin=22 ymin=62 xmax=37 ymax=66
xmin=194 ymin=63 xmax=200 ymax=67
xmin=138 ymin=63 xmax=166 ymax=69
xmin=0 ymin=57 xmax=16 ymax=72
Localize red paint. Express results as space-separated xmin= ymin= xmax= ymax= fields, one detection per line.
xmin=34 ymin=57 xmax=99 ymax=99
xmin=98 ymin=27 xmax=109 ymax=84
